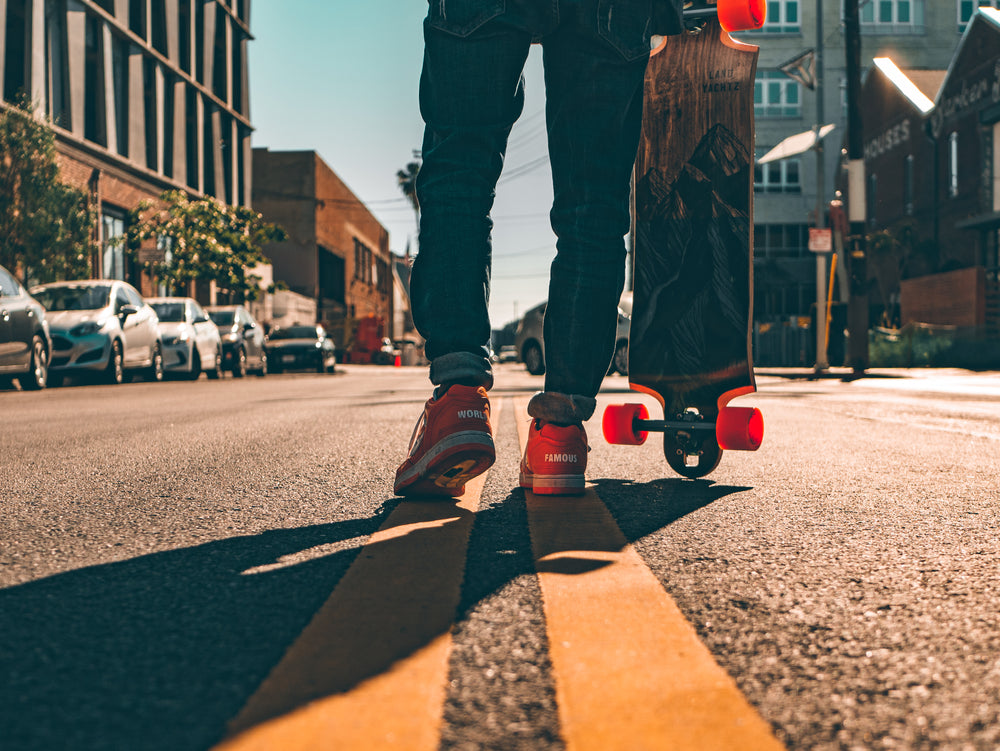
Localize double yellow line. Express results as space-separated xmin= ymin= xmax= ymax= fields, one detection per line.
xmin=217 ymin=399 xmax=783 ymax=750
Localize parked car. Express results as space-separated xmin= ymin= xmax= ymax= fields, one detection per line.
xmin=30 ymin=280 xmax=164 ymax=386
xmin=147 ymin=297 xmax=224 ymax=380
xmin=206 ymin=305 xmax=267 ymax=377
xmin=0 ymin=263 xmax=51 ymax=390
xmin=514 ymin=292 xmax=632 ymax=376
xmin=266 ymin=324 xmax=337 ymax=373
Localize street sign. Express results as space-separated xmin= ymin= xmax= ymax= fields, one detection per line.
xmin=808 ymin=228 xmax=833 ymax=253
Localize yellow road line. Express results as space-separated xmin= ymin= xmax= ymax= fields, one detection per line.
xmin=216 ymin=402 xmax=503 ymax=751
xmin=516 ymin=399 xmax=784 ymax=751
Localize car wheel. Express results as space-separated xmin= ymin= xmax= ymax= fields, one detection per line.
xmin=105 ymin=341 xmax=124 ymax=385
xmin=613 ymin=340 xmax=629 ymax=376
xmin=147 ymin=343 xmax=164 ymax=382
xmin=187 ymin=347 xmax=202 ymax=381
xmin=232 ymin=347 xmax=247 ymax=378
xmin=206 ymin=348 xmax=223 ymax=380
xmin=523 ymin=341 xmax=545 ymax=376
xmin=18 ymin=335 xmax=49 ymax=391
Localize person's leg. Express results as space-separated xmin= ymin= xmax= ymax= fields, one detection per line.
xmin=520 ymin=0 xmax=650 ymax=495
xmin=397 ymin=4 xmax=534 ymax=497
xmin=529 ymin=0 xmax=651 ymax=424
xmin=410 ymin=8 xmax=533 ymax=391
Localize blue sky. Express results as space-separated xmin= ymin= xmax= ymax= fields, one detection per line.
xmin=249 ymin=2 xmax=555 ymax=329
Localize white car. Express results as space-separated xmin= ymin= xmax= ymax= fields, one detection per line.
xmin=30 ymin=280 xmax=164 ymax=386
xmin=514 ymin=291 xmax=632 ymax=376
xmin=147 ymin=297 xmax=224 ymax=380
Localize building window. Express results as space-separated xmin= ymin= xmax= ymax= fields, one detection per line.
xmin=45 ymin=4 xmax=72 ymax=129
xmin=112 ymin=36 xmax=129 ymax=157
xmin=319 ymin=246 xmax=345 ymax=305
xmin=753 ymin=224 xmax=810 ymax=258
xmin=84 ymin=15 xmax=107 ymax=147
xmin=151 ymin=1 xmax=168 ymax=55
xmin=354 ymin=239 xmax=374 ymax=285
xmin=746 ymin=0 xmax=800 ymax=33
xmin=754 ymin=71 xmax=801 ymax=118
xmin=903 ymin=155 xmax=914 ymax=215
xmin=213 ymin=4 xmax=229 ymax=102
xmin=163 ymin=73 xmax=175 ymax=178
xmin=185 ymin=85 xmax=199 ymax=190
xmin=129 ymin=0 xmax=147 ymax=39
xmin=948 ymin=132 xmax=959 ymax=197
xmin=959 ymin=1 xmax=999 ymax=31
xmin=102 ymin=208 xmax=127 ymax=281
xmin=143 ymin=58 xmax=158 ymax=171
xmin=755 ymin=154 xmax=801 ymax=193
xmin=195 ymin=0 xmax=205 ymax=83
xmin=858 ymin=0 xmax=926 ymax=34
xmin=179 ymin=0 xmax=192 ymax=74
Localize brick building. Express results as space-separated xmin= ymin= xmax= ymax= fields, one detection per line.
xmin=1 ymin=0 xmax=253 ymax=294
xmin=741 ymin=0 xmax=971 ymax=327
xmin=857 ymin=8 xmax=1000 ymax=335
xmin=252 ymin=148 xmax=393 ymax=350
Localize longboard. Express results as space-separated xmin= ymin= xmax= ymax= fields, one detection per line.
xmin=603 ymin=0 xmax=765 ymax=479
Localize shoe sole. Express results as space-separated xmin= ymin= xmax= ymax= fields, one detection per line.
xmin=396 ymin=432 xmax=495 ymax=498
xmin=519 ymin=470 xmax=586 ymax=496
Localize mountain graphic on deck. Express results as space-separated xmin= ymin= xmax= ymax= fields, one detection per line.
xmin=630 ymin=125 xmax=752 ymax=402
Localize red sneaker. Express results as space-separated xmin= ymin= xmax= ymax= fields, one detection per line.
xmin=394 ymin=385 xmax=495 ymax=497
xmin=519 ymin=419 xmax=588 ymax=496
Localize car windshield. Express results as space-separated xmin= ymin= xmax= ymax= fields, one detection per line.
xmin=33 ymin=284 xmax=111 ymax=311
xmin=209 ymin=310 xmax=235 ymax=326
xmin=270 ymin=326 xmax=319 ymax=340
xmin=151 ymin=302 xmax=185 ymax=322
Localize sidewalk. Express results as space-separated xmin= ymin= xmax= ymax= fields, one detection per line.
xmin=757 ymin=367 xmax=1000 ymax=396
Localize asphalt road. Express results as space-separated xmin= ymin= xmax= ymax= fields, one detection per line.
xmin=2 ymin=365 xmax=999 ymax=750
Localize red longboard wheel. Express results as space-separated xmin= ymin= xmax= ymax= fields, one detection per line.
xmin=718 ymin=0 xmax=767 ymax=31
xmin=603 ymin=403 xmax=649 ymax=446
xmin=716 ymin=406 xmax=763 ymax=451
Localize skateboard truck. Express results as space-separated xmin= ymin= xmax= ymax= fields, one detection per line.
xmin=603 ymin=398 xmax=763 ymax=479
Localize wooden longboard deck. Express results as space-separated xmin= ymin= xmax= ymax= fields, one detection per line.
xmin=629 ymin=21 xmax=759 ymax=416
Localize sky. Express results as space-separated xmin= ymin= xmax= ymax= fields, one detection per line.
xmin=249 ymin=2 xmax=556 ymax=330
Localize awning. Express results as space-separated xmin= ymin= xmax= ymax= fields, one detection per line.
xmin=757 ymin=124 xmax=836 ymax=164
xmin=956 ymin=211 xmax=1000 ymax=230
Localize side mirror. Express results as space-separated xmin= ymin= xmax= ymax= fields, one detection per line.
xmin=119 ymin=304 xmax=140 ymax=318
xmin=243 ymin=322 xmax=256 ymax=332
xmin=194 ymin=315 xmax=210 ymax=324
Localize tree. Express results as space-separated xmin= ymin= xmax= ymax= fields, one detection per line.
xmin=396 ymin=160 xmax=421 ymax=235
xmin=124 ymin=190 xmax=285 ymax=302
xmin=0 ymin=99 xmax=95 ymax=283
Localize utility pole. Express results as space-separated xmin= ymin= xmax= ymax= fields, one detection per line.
xmin=813 ymin=0 xmax=829 ymax=371
xmin=844 ymin=0 xmax=869 ymax=373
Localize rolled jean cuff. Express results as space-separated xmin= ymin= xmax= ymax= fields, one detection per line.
xmin=527 ymin=391 xmax=596 ymax=424
xmin=429 ymin=352 xmax=494 ymax=390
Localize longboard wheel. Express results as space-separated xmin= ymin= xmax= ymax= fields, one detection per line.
xmin=716 ymin=406 xmax=764 ymax=451
xmin=603 ymin=403 xmax=649 ymax=445
xmin=718 ymin=0 xmax=767 ymax=31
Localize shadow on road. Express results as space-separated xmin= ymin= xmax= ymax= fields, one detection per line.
xmin=1 ymin=479 xmax=751 ymax=751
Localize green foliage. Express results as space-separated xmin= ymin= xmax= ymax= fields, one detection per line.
xmin=0 ymin=100 xmax=95 ymax=283
xmin=124 ymin=190 xmax=285 ymax=302
xmin=396 ymin=160 xmax=421 ymax=233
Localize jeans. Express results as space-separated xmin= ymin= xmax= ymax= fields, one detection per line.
xmin=411 ymin=0 xmax=652 ymax=423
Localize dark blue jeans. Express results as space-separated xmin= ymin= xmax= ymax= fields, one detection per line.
xmin=411 ymin=0 xmax=651 ymax=423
